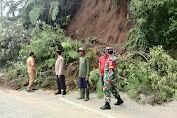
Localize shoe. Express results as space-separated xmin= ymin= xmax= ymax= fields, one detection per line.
xmin=84 ymin=98 xmax=89 ymax=101
xmin=62 ymin=91 xmax=66 ymax=95
xmin=77 ymin=97 xmax=85 ymax=99
xmin=114 ymin=97 xmax=124 ymax=105
xmin=32 ymin=88 xmax=38 ymax=91
xmin=26 ymin=90 xmax=32 ymax=93
xmin=55 ymin=91 xmax=61 ymax=95
xmin=100 ymin=103 xmax=111 ymax=110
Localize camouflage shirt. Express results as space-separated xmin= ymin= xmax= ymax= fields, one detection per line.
xmin=104 ymin=55 xmax=117 ymax=82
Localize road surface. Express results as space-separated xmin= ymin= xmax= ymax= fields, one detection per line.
xmin=0 ymin=87 xmax=112 ymax=118
xmin=0 ymin=87 xmax=177 ymax=118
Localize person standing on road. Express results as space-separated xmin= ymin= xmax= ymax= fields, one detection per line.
xmin=26 ymin=52 xmax=37 ymax=92
xmin=77 ymin=47 xmax=90 ymax=101
xmin=100 ymin=47 xmax=124 ymax=110
xmin=55 ymin=50 xmax=66 ymax=95
xmin=99 ymin=48 xmax=109 ymax=87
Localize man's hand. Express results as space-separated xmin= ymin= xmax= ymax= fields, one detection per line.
xmin=100 ymin=73 xmax=102 ymax=77
xmin=32 ymin=65 xmax=37 ymax=76
xmin=85 ymin=76 xmax=89 ymax=81
xmin=58 ymin=75 xmax=61 ymax=78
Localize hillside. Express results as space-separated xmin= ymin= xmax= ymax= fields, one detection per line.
xmin=66 ymin=0 xmax=132 ymax=45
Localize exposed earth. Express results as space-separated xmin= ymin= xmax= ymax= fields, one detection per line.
xmin=66 ymin=0 xmax=132 ymax=45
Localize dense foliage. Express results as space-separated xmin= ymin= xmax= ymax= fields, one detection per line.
xmin=89 ymin=68 xmax=104 ymax=98
xmin=3 ymin=22 xmax=81 ymax=90
xmin=20 ymin=22 xmax=81 ymax=70
xmin=0 ymin=20 xmax=29 ymax=67
xmin=20 ymin=0 xmax=58 ymax=26
xmin=1 ymin=0 xmax=82 ymax=28
xmin=127 ymin=0 xmax=177 ymax=50
xmin=117 ymin=46 xmax=177 ymax=104
xmin=20 ymin=22 xmax=62 ymax=69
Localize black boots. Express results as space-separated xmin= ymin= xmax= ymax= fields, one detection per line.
xmin=32 ymin=88 xmax=38 ymax=91
xmin=100 ymin=103 xmax=111 ymax=110
xmin=100 ymin=97 xmax=124 ymax=110
xmin=55 ymin=89 xmax=66 ymax=95
xmin=114 ymin=97 xmax=124 ymax=105
xmin=55 ymin=90 xmax=61 ymax=95
xmin=62 ymin=90 xmax=66 ymax=95
xmin=55 ymin=90 xmax=66 ymax=95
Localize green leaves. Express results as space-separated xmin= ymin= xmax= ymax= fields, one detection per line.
xmin=87 ymin=49 xmax=97 ymax=70
xmin=19 ymin=22 xmax=82 ymax=69
xmin=20 ymin=22 xmax=63 ymax=68
xmin=68 ymin=50 xmax=79 ymax=59
xmin=89 ymin=68 xmax=104 ymax=98
xmin=127 ymin=0 xmax=177 ymax=50
xmin=0 ymin=20 xmax=29 ymax=67
xmin=51 ymin=3 xmax=59 ymax=21
xmin=117 ymin=46 xmax=177 ymax=104
xmin=45 ymin=58 xmax=56 ymax=68
xmin=29 ymin=6 xmax=45 ymax=25
xmin=63 ymin=15 xmax=71 ymax=26
xmin=19 ymin=0 xmax=52 ymax=26
xmin=61 ymin=41 xmax=80 ymax=62
xmin=61 ymin=42 xmax=72 ymax=50
xmin=89 ymin=68 xmax=100 ymax=86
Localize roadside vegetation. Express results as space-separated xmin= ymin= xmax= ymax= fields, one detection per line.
xmin=0 ymin=0 xmax=177 ymax=105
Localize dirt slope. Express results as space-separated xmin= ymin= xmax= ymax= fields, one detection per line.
xmin=66 ymin=0 xmax=132 ymax=45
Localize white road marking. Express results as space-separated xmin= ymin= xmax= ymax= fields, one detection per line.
xmin=58 ymin=98 xmax=119 ymax=118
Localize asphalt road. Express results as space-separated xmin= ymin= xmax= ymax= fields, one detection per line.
xmin=0 ymin=87 xmax=111 ymax=118
xmin=0 ymin=87 xmax=177 ymax=118
xmin=0 ymin=69 xmax=177 ymax=118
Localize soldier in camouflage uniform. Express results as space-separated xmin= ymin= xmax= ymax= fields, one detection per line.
xmin=100 ymin=47 xmax=124 ymax=110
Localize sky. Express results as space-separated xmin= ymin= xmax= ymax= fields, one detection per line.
xmin=1 ymin=0 xmax=22 ymax=16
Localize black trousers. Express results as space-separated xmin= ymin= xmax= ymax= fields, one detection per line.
xmin=56 ymin=75 xmax=66 ymax=91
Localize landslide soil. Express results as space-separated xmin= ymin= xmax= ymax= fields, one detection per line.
xmin=66 ymin=0 xmax=132 ymax=45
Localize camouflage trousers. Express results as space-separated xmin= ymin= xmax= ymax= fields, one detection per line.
xmin=103 ymin=80 xmax=120 ymax=103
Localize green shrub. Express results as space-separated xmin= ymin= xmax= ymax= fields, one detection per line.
xmin=61 ymin=40 xmax=82 ymax=63
xmin=20 ymin=22 xmax=60 ymax=65
xmin=20 ymin=22 xmax=82 ymax=70
xmin=117 ymin=46 xmax=177 ymax=104
xmin=89 ymin=68 xmax=104 ymax=98
xmin=0 ymin=20 xmax=29 ymax=67
xmin=13 ymin=64 xmax=28 ymax=77
xmin=127 ymin=0 xmax=177 ymax=50
xmin=87 ymin=49 xmax=97 ymax=70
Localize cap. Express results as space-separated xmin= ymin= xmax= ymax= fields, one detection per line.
xmin=105 ymin=47 xmax=113 ymax=52
xmin=78 ymin=47 xmax=85 ymax=52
